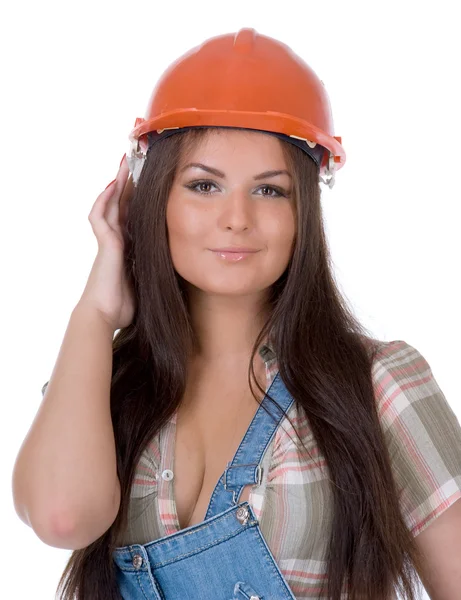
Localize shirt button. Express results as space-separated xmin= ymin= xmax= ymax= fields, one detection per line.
xmin=162 ymin=469 xmax=174 ymax=481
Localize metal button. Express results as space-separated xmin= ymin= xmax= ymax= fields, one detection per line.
xmin=236 ymin=506 xmax=249 ymax=524
xmin=233 ymin=581 xmax=260 ymax=599
xmin=162 ymin=469 xmax=174 ymax=481
xmin=132 ymin=554 xmax=143 ymax=569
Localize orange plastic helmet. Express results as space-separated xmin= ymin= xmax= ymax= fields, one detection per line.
xmin=126 ymin=28 xmax=345 ymax=189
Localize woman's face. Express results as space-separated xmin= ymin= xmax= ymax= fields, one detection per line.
xmin=166 ymin=129 xmax=296 ymax=297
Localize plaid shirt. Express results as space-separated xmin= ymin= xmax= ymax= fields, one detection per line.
xmin=57 ymin=339 xmax=461 ymax=599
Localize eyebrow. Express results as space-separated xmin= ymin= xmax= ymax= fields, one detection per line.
xmin=179 ymin=162 xmax=292 ymax=180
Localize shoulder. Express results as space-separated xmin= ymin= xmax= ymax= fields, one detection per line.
xmin=370 ymin=338 xmax=459 ymax=436
xmin=371 ymin=339 xmax=434 ymax=404
xmin=370 ymin=339 xmax=461 ymax=536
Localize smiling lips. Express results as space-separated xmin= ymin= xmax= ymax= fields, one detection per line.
xmin=209 ymin=248 xmax=261 ymax=262
xmin=209 ymin=247 xmax=260 ymax=253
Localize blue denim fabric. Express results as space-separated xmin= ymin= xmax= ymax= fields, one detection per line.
xmin=112 ymin=371 xmax=297 ymax=600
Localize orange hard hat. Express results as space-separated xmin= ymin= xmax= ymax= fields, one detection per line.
xmin=126 ymin=28 xmax=345 ymax=189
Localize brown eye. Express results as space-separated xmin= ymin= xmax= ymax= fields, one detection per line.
xmin=198 ymin=182 xmax=213 ymax=193
xmin=185 ymin=180 xmax=217 ymax=196
xmin=258 ymin=185 xmax=285 ymax=198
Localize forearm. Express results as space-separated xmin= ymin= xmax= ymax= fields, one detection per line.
xmin=12 ymin=302 xmax=120 ymax=542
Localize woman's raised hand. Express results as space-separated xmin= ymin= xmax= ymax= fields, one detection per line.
xmin=78 ymin=155 xmax=137 ymax=330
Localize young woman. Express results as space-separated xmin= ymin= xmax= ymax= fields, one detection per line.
xmin=12 ymin=28 xmax=461 ymax=600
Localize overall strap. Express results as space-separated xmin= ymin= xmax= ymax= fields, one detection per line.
xmin=204 ymin=371 xmax=295 ymax=518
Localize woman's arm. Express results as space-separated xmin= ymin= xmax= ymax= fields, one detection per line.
xmin=12 ymin=302 xmax=121 ymax=549
xmin=414 ymin=498 xmax=461 ymax=599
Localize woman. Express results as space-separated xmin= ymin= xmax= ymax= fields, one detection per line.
xmin=12 ymin=28 xmax=461 ymax=600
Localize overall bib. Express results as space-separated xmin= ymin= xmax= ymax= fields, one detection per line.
xmin=112 ymin=371 xmax=298 ymax=600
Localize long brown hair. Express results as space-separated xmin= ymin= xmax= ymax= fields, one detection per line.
xmin=55 ymin=128 xmax=425 ymax=599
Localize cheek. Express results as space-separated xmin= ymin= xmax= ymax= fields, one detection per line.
xmin=264 ymin=209 xmax=296 ymax=259
xmin=166 ymin=199 xmax=212 ymax=280
xmin=166 ymin=200 xmax=207 ymax=248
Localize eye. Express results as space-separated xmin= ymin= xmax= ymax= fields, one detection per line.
xmin=185 ymin=180 xmax=217 ymax=195
xmin=184 ymin=180 xmax=288 ymax=198
xmin=258 ymin=185 xmax=286 ymax=198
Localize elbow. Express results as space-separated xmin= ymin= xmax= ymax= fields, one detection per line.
xmin=22 ymin=505 xmax=113 ymax=550
xmin=42 ymin=506 xmax=117 ymax=550
xmin=25 ymin=506 xmax=85 ymax=550
xmin=12 ymin=466 xmax=121 ymax=550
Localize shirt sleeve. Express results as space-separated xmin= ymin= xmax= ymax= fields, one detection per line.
xmin=372 ymin=339 xmax=461 ymax=537
xmin=41 ymin=381 xmax=49 ymax=396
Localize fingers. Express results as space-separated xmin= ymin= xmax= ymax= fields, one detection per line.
xmin=106 ymin=155 xmax=132 ymax=232
xmin=88 ymin=154 xmax=130 ymax=238
xmin=119 ymin=171 xmax=134 ymax=230
xmin=115 ymin=154 xmax=130 ymax=186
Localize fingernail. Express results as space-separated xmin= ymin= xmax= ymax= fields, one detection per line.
xmin=119 ymin=153 xmax=126 ymax=168
xmin=105 ymin=178 xmax=117 ymax=190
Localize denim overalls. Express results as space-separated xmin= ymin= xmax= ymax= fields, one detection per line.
xmin=112 ymin=371 xmax=297 ymax=600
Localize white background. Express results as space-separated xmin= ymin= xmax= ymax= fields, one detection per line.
xmin=2 ymin=1 xmax=460 ymax=598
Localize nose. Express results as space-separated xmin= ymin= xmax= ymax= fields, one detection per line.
xmin=217 ymin=190 xmax=255 ymax=231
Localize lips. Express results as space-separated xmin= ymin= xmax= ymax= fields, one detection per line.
xmin=210 ymin=249 xmax=260 ymax=262
xmin=209 ymin=247 xmax=260 ymax=253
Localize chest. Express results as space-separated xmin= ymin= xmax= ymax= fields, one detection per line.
xmin=173 ymin=373 xmax=266 ymax=530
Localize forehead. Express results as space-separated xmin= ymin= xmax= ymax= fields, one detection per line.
xmin=179 ymin=128 xmax=287 ymax=168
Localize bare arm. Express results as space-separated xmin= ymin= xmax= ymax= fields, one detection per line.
xmin=12 ymin=302 xmax=121 ymax=549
